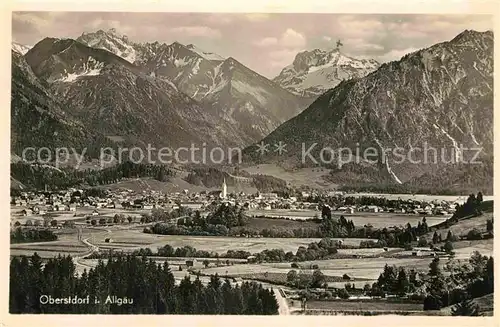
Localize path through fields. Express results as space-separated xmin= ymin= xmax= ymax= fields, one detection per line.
xmin=273 ymin=288 xmax=290 ymax=315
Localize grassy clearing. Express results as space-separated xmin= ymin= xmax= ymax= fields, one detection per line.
xmin=425 ymin=212 xmax=493 ymax=240
xmin=245 ymin=217 xmax=320 ymax=230
xmin=255 ymin=257 xmax=437 ymax=280
xmin=439 ymin=293 xmax=493 ymax=316
xmin=242 ymin=164 xmax=332 ymax=189
xmin=337 ymin=212 xmax=447 ymax=228
xmin=10 ymin=249 xmax=86 ymax=258
xmin=222 ymin=272 xmax=364 ymax=286
xmin=199 ymin=257 xmax=425 ymax=280
xmin=450 ymin=239 xmax=494 ymax=258
xmin=94 ymin=229 xmax=328 ymax=253
xmin=342 ymin=193 xmax=494 ymax=203
xmin=248 ymin=209 xmax=447 ymax=228
xmin=336 ymin=248 xmax=401 ymax=256
xmin=304 ymin=300 xmax=423 ymax=312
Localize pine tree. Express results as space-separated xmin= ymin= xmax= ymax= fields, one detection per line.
xmin=428 ymin=257 xmax=441 ymax=277
xmin=433 ymin=231 xmax=440 ymax=244
xmin=444 ymin=241 xmax=454 ymax=254
xmin=396 ymin=267 xmax=409 ymax=295
xmin=476 ymin=192 xmax=483 ymax=204
xmin=486 ymin=219 xmax=493 ymax=233
xmin=446 ymin=230 xmax=455 ymax=242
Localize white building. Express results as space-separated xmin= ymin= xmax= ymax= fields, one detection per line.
xmin=220 ymin=178 xmax=227 ymax=199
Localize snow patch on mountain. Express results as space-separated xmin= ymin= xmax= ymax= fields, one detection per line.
xmin=77 ymin=29 xmax=138 ymax=64
xmin=274 ymin=48 xmax=379 ymax=97
xmin=186 ymin=44 xmax=225 ymax=61
xmin=231 ymin=80 xmax=269 ymax=106
xmin=56 ymin=57 xmax=104 ymax=82
xmin=12 ymin=42 xmax=32 ymax=55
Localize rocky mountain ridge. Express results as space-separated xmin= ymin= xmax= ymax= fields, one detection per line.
xmin=244 ymin=30 xmax=494 ymax=191
xmin=273 ymin=47 xmax=380 ymax=97
xmin=76 ymin=29 xmax=311 ymax=142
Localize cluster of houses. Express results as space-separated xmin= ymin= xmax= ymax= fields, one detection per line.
xmin=11 ymin=185 xmax=459 ymax=223
xmin=334 ymin=201 xmax=457 ymax=216
xmin=11 ymin=187 xmax=282 ymax=218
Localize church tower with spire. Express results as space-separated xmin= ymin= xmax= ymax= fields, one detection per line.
xmin=222 ymin=177 xmax=227 ymax=199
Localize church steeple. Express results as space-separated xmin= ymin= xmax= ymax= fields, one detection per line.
xmin=222 ymin=177 xmax=227 ymax=199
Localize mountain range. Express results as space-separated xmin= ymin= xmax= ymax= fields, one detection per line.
xmin=273 ymin=48 xmax=380 ymax=97
xmin=243 ymin=30 xmax=494 ymax=191
xmin=22 ymin=37 xmax=253 ymax=152
xmin=11 ymin=28 xmax=493 ymax=192
xmin=75 ymin=29 xmax=313 ymax=143
xmin=12 ymin=42 xmax=32 ymax=55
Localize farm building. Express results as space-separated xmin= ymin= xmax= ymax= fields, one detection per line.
xmin=342 ymin=274 xmax=353 ymax=281
xmin=367 ymin=205 xmax=379 ymax=213
xmin=246 ymin=256 xmax=257 ymax=263
xmin=55 ymin=205 xmax=67 ymax=211
xmin=92 ymin=210 xmax=99 ymax=216
xmin=180 ymin=202 xmax=204 ymax=210
xmin=104 ymin=238 xmax=113 ymax=243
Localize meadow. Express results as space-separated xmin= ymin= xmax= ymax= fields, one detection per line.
xmin=303 ymin=300 xmax=423 ymax=312
xmin=247 ymin=209 xmax=448 ymax=228
xmin=201 ymin=256 xmax=438 ymax=281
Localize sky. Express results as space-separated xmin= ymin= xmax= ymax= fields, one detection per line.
xmin=12 ymin=12 xmax=493 ymax=78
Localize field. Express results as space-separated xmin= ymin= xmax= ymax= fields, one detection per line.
xmin=242 ymin=164 xmax=332 ymax=189
xmin=245 ymin=217 xmax=320 ymax=230
xmin=303 ymin=300 xmax=423 ymax=312
xmin=222 ymin=272 xmax=369 ymax=286
xmin=248 ymin=209 xmax=448 ymax=228
xmin=440 ymin=293 xmax=494 ymax=316
xmin=10 ymin=206 xmax=148 ymax=225
xmin=94 ymin=229 xmax=326 ymax=253
xmin=451 ymin=239 xmax=494 ymax=258
xmin=10 ymin=228 xmax=101 ymax=258
xmin=200 ymin=257 xmax=433 ymax=282
xmin=343 ymin=193 xmax=494 ymax=204
xmin=424 ymin=212 xmax=493 ymax=239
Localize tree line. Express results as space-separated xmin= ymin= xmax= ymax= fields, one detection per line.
xmin=370 ymin=251 xmax=493 ymax=311
xmin=147 ymin=203 xmax=433 ymax=244
xmin=90 ymin=238 xmax=342 ymax=264
xmin=10 ymin=253 xmax=279 ymax=314
xmin=11 ymin=161 xmax=175 ymax=190
xmin=10 ymin=228 xmax=58 ymax=243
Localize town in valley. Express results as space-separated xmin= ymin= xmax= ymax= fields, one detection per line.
xmin=9 ymin=12 xmax=494 ymax=316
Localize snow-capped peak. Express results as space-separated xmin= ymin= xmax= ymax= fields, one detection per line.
xmin=12 ymin=42 xmax=32 ymax=55
xmin=273 ymin=48 xmax=380 ymax=97
xmin=76 ymin=29 xmax=137 ymax=64
xmin=107 ymin=28 xmax=123 ymax=38
xmin=185 ymin=43 xmax=225 ymax=61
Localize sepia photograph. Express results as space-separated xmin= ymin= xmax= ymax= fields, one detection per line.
xmin=6 ymin=5 xmax=495 ymax=319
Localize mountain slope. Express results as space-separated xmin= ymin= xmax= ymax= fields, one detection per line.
xmin=273 ymin=48 xmax=379 ymax=97
xmin=243 ymin=30 xmax=493 ymax=191
xmin=77 ymin=28 xmax=138 ymax=63
xmin=12 ymin=42 xmax=32 ymax=55
xmin=76 ymin=29 xmax=312 ymax=144
xmin=11 ymin=50 xmax=113 ymax=158
xmin=22 ymin=37 xmax=248 ymax=154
